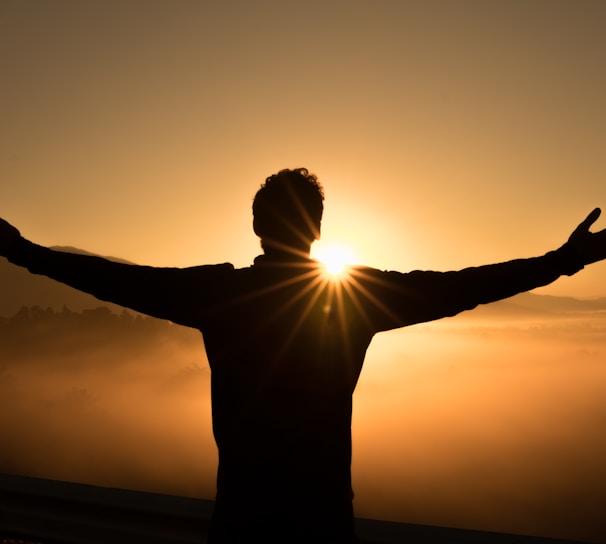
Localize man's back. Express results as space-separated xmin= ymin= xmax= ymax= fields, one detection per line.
xmin=195 ymin=256 xmax=373 ymax=542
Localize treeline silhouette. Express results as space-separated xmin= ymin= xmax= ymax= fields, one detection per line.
xmin=0 ymin=305 xmax=199 ymax=364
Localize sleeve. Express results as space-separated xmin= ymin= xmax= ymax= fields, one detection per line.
xmin=347 ymin=243 xmax=585 ymax=332
xmin=5 ymin=238 xmax=233 ymax=326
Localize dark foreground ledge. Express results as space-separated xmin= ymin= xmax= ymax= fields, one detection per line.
xmin=0 ymin=473 xmax=593 ymax=544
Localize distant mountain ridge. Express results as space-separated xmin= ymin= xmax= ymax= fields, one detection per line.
xmin=1 ymin=248 xmax=606 ymax=318
xmin=50 ymin=246 xmax=134 ymax=264
xmin=464 ymin=291 xmax=606 ymax=320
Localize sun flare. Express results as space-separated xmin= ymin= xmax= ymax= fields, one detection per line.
xmin=312 ymin=242 xmax=358 ymax=277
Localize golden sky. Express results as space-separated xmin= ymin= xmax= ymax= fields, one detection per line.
xmin=2 ymin=2 xmax=606 ymax=540
xmin=2 ymin=0 xmax=605 ymax=296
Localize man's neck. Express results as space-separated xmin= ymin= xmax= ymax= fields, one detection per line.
xmin=261 ymin=248 xmax=311 ymax=261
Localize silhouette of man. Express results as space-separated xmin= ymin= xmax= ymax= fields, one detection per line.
xmin=1 ymin=167 xmax=606 ymax=543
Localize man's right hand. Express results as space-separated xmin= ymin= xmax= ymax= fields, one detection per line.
xmin=566 ymin=208 xmax=606 ymax=266
xmin=0 ymin=218 xmax=22 ymax=257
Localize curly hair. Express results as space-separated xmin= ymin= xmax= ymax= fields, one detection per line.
xmin=252 ymin=168 xmax=324 ymax=251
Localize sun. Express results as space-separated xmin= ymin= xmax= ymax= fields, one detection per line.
xmin=312 ymin=242 xmax=358 ymax=277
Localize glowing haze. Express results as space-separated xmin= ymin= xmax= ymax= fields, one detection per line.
xmin=1 ymin=1 xmax=606 ymax=542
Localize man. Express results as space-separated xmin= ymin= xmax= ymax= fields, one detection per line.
xmin=1 ymin=168 xmax=605 ymax=543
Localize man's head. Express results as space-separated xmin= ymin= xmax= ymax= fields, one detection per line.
xmin=253 ymin=168 xmax=324 ymax=256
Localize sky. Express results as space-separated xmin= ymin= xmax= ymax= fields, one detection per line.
xmin=1 ymin=0 xmax=605 ymax=297
xmin=1 ymin=1 xmax=606 ymax=541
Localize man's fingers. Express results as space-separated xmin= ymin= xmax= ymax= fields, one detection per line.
xmin=570 ymin=208 xmax=601 ymax=241
xmin=579 ymin=208 xmax=601 ymax=232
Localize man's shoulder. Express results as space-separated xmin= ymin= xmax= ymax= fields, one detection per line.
xmin=186 ymin=262 xmax=235 ymax=273
xmin=348 ymin=264 xmax=403 ymax=282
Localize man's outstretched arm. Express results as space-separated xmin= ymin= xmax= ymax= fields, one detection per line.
xmin=353 ymin=208 xmax=606 ymax=331
xmin=0 ymin=217 xmax=231 ymax=325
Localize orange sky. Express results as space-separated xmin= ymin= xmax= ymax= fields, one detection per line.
xmin=2 ymin=3 xmax=606 ymax=541
xmin=2 ymin=1 xmax=605 ymax=297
